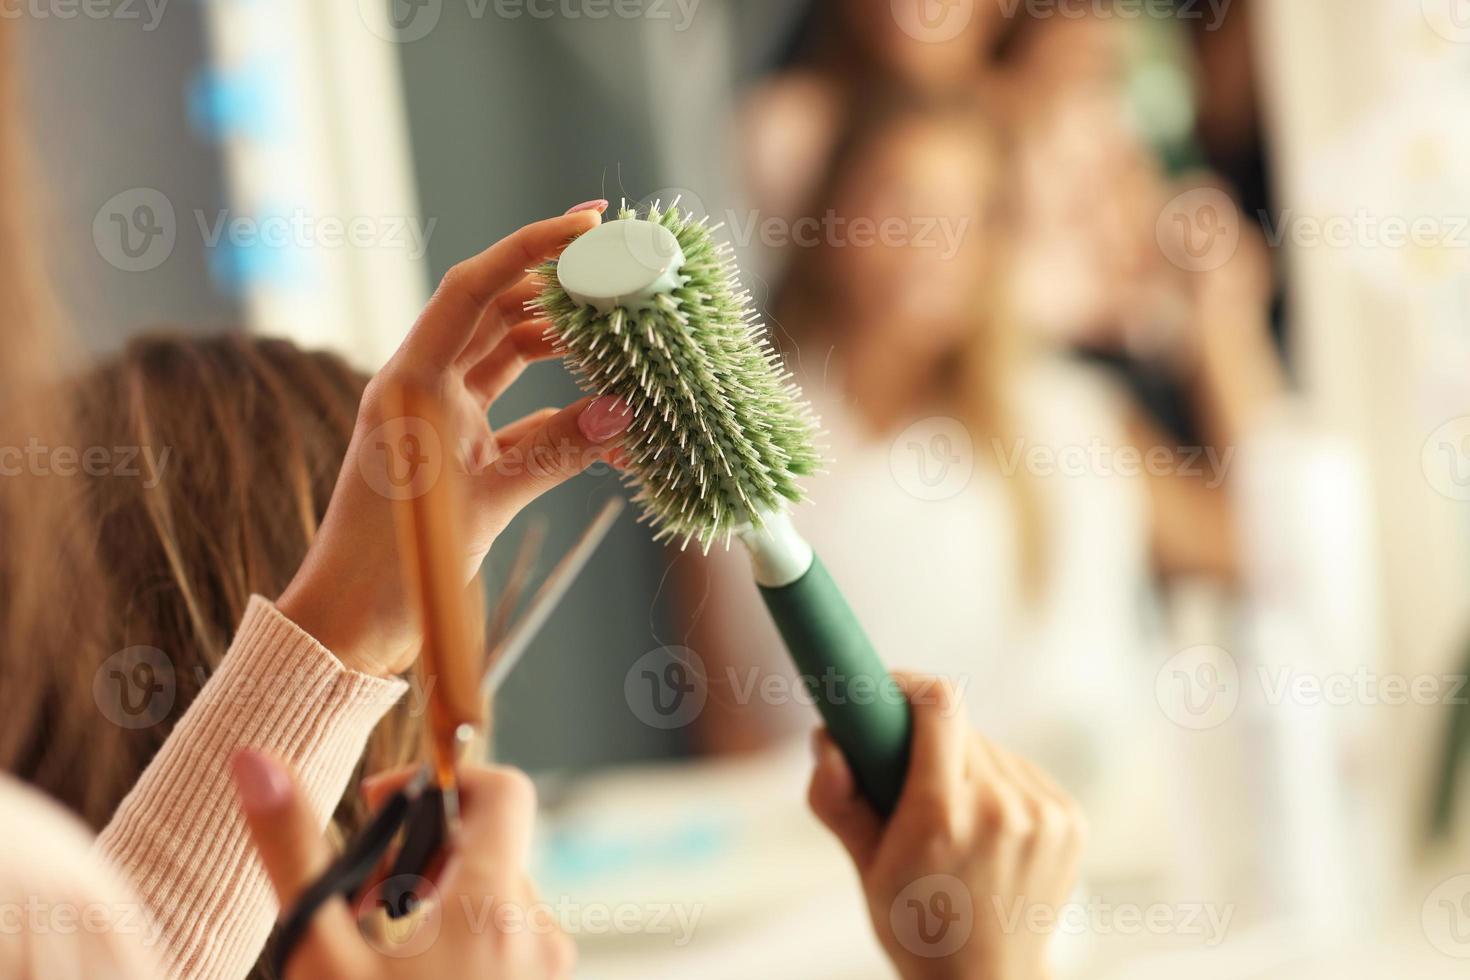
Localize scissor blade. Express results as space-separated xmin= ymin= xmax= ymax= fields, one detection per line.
xmin=480 ymin=496 xmax=624 ymax=698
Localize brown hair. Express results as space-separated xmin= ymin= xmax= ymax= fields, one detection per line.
xmin=12 ymin=333 xmax=421 ymax=833
xmin=0 ymin=24 xmax=118 ymax=786
xmin=774 ymin=91 xmax=1048 ymax=595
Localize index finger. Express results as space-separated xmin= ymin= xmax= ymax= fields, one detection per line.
xmin=890 ymin=671 xmax=970 ymax=805
xmin=403 ymin=210 xmax=601 ymax=369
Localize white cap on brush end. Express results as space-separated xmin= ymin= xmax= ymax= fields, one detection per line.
xmin=555 ymin=219 xmax=687 ymax=314
xmin=737 ymin=509 xmax=814 ymax=588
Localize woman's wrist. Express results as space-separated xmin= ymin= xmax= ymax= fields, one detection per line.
xmin=275 ymin=568 xmax=402 ymax=678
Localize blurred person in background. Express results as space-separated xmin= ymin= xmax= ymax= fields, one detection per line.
xmin=685 ymin=11 xmax=1296 ymax=873
xmin=683 ymin=93 xmax=1160 ymax=828
xmin=743 ymin=0 xmax=1016 ymax=231
xmin=1004 ymin=7 xmax=1287 ymax=578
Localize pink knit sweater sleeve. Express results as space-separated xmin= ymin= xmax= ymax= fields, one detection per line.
xmin=95 ymin=595 xmax=409 ymax=980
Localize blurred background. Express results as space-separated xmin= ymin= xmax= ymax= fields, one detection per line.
xmin=16 ymin=0 xmax=1470 ymax=975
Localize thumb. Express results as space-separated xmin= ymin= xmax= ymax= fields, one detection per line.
xmin=230 ymin=749 xmax=364 ymax=976
xmin=479 ymin=395 xmax=630 ymax=519
xmin=807 ymin=729 xmax=883 ymax=870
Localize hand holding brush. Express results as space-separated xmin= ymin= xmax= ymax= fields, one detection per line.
xmin=535 ymin=201 xmax=913 ymax=814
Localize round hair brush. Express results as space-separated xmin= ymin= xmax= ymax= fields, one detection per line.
xmin=533 ymin=202 xmax=912 ymax=814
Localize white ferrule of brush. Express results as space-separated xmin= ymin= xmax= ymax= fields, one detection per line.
xmin=736 ymin=510 xmax=814 ymax=588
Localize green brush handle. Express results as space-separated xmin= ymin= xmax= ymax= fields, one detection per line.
xmin=758 ymin=555 xmax=912 ymax=816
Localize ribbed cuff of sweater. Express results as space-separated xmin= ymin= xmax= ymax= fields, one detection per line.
xmin=95 ymin=595 xmax=409 ymax=980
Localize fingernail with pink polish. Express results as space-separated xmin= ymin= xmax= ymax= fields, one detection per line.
xmin=564 ymin=199 xmax=609 ymax=216
xmin=230 ymin=749 xmax=291 ymax=814
xmin=578 ymin=396 xmax=632 ymax=443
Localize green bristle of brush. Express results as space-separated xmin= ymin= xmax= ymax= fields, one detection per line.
xmin=533 ymin=204 xmax=822 ymax=548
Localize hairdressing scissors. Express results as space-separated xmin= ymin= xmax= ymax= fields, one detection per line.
xmin=273 ymin=384 xmax=623 ymax=974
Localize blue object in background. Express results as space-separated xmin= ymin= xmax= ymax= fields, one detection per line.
xmin=186 ymin=60 xmax=282 ymax=143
